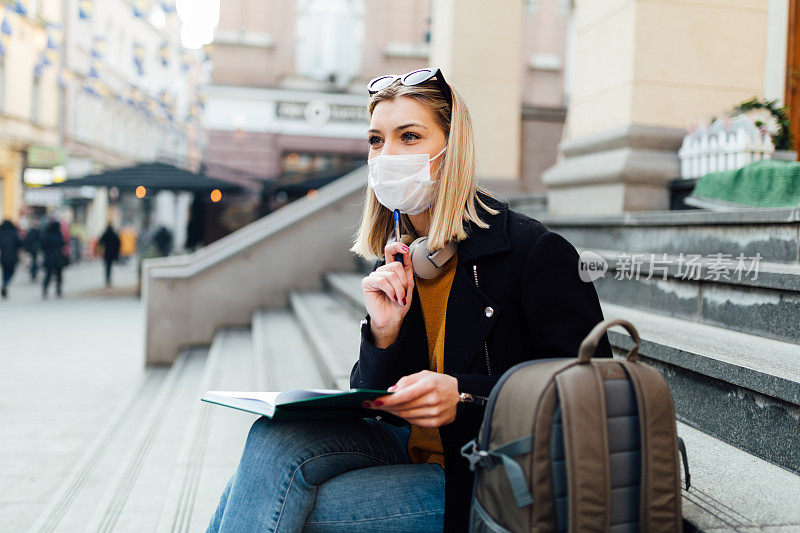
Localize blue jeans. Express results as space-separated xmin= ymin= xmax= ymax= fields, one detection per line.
xmin=206 ymin=416 xmax=445 ymax=532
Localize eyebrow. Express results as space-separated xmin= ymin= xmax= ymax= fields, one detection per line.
xmin=367 ymin=123 xmax=428 ymax=134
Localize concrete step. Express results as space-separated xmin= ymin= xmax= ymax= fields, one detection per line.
xmin=678 ymin=421 xmax=800 ymax=531
xmin=289 ymin=291 xmax=363 ymax=390
xmin=601 ymin=301 xmax=800 ymax=475
xmin=41 ymin=347 xmax=207 ymax=533
xmin=155 ymin=328 xmax=257 ymax=532
xmin=29 ymin=366 xmax=171 ymax=533
xmin=581 ymin=248 xmax=800 ymax=345
xmin=519 ymin=206 xmax=800 ymax=265
xmin=324 ymin=271 xmax=367 ymax=315
xmin=251 ymin=308 xmax=328 ymax=391
xmin=87 ymin=348 xmax=209 ymax=532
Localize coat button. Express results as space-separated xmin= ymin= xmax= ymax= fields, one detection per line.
xmin=484 ymin=306 xmax=494 ymax=318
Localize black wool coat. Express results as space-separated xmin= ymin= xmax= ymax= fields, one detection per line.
xmin=350 ymin=191 xmax=612 ymax=532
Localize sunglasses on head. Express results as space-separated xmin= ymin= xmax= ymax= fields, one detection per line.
xmin=367 ymin=67 xmax=453 ymax=107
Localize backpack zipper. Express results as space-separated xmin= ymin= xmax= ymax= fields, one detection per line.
xmin=472 ymin=264 xmax=492 ymax=375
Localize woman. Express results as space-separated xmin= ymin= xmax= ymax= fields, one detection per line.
xmin=207 ymin=68 xmax=611 ymax=532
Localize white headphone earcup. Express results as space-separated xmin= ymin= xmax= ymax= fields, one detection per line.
xmin=409 ymin=237 xmax=457 ymax=280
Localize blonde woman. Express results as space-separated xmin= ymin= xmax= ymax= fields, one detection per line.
xmin=207 ymin=68 xmax=611 ymax=532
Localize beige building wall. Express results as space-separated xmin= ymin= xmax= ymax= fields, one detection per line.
xmin=545 ymin=0 xmax=773 ymax=214
xmin=430 ymin=0 xmax=523 ymax=184
xmin=359 ymin=1 xmax=431 ymax=82
xmin=569 ymin=0 xmax=768 ymax=138
xmin=0 ymin=0 xmax=62 ymax=222
xmin=212 ymin=0 xmax=297 ymax=88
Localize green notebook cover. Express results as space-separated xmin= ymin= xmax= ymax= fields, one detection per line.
xmin=201 ymin=388 xmax=393 ymax=420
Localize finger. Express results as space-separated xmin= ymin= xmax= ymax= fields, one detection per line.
xmin=377 ymin=380 xmax=433 ymax=408
xmin=389 ymin=371 xmax=428 ymax=392
xmin=384 ymin=241 xmax=410 ymax=267
xmin=362 ymin=273 xmax=398 ymax=302
xmin=380 ymin=267 xmax=406 ymax=303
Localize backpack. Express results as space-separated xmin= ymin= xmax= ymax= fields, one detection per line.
xmin=460 ymin=318 xmax=690 ymax=532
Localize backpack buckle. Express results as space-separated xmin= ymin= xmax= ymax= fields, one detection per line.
xmin=460 ymin=439 xmax=490 ymax=471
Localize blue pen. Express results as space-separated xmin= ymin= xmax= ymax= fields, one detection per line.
xmin=393 ymin=210 xmax=404 ymax=265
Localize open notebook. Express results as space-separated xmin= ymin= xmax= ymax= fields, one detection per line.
xmin=201 ymin=388 xmax=392 ymax=420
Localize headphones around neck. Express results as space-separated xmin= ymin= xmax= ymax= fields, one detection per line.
xmin=387 ymin=233 xmax=458 ymax=280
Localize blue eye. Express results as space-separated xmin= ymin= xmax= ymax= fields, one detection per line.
xmin=367 ymin=136 xmax=381 ymax=145
xmin=402 ymin=132 xmax=420 ymax=141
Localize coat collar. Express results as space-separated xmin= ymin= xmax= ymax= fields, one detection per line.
xmin=455 ymin=191 xmax=512 ymax=264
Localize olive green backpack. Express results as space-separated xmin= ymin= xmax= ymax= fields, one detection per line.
xmin=461 ymin=318 xmax=690 ymax=532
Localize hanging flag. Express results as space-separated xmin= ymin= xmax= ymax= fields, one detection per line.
xmin=1 ymin=13 xmax=12 ymax=36
xmin=159 ymin=41 xmax=169 ymax=67
xmin=202 ymin=43 xmax=212 ymax=63
xmin=132 ymin=0 xmax=147 ymax=18
xmin=90 ymin=35 xmax=104 ymax=59
xmin=12 ymin=0 xmax=28 ymax=16
xmin=133 ymin=42 xmax=145 ymax=75
xmin=180 ymin=49 xmax=190 ymax=72
xmin=78 ymin=0 xmax=93 ymax=20
xmin=88 ymin=58 xmax=101 ymax=79
xmin=46 ymin=23 xmax=62 ymax=50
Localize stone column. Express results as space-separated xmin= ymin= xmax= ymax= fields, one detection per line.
xmin=543 ymin=0 xmax=770 ymax=214
xmin=429 ymin=0 xmax=523 ymax=191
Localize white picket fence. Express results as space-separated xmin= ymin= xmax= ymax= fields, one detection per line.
xmin=678 ymin=114 xmax=775 ymax=178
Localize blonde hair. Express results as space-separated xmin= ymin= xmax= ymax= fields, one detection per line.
xmin=350 ymin=77 xmax=499 ymax=261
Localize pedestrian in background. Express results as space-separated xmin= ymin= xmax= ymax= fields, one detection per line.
xmin=23 ymin=221 xmax=42 ymax=281
xmin=41 ymin=220 xmax=66 ymax=298
xmin=153 ymin=226 xmax=173 ymax=257
xmin=0 ymin=219 xmax=23 ymax=299
xmin=99 ymin=224 xmax=121 ymax=287
xmin=119 ymin=225 xmax=137 ymax=265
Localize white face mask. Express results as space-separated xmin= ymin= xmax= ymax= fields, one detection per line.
xmin=367 ymin=145 xmax=447 ymax=215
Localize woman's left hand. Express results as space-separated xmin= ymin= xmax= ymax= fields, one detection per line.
xmin=364 ymin=370 xmax=459 ymax=427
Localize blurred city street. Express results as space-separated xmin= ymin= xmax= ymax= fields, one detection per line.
xmin=0 ymin=259 xmax=144 ymax=529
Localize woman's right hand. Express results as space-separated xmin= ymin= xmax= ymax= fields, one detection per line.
xmin=362 ymin=241 xmax=414 ymax=345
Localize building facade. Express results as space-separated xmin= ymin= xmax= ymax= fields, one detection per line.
xmin=0 ymin=0 xmax=62 ymax=223
xmin=203 ymin=0 xmax=572 ymax=203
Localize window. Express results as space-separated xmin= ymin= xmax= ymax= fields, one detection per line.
xmin=295 ymin=0 xmax=364 ymax=86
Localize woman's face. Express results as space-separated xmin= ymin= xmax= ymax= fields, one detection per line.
xmin=367 ymin=96 xmax=447 ymax=180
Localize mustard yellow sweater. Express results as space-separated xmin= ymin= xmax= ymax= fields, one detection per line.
xmin=407 ymin=251 xmax=458 ymax=469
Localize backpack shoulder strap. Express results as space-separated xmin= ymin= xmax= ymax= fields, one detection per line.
xmin=623 ymin=362 xmax=682 ymax=531
xmin=555 ymin=364 xmax=611 ymax=531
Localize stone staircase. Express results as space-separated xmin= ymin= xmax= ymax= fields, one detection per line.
xmin=29 ymin=275 xmax=361 ymax=532
xmin=32 ymin=204 xmax=800 ymax=531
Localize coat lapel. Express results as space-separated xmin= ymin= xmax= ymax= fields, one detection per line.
xmin=442 ymin=193 xmax=511 ymax=374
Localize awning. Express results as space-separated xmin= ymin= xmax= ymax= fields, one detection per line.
xmin=42 ymin=162 xmax=256 ymax=193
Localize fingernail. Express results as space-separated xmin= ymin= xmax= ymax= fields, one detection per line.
xmin=374 ymin=400 xmax=384 ymax=406
xmin=402 ymin=245 xmax=409 ymax=251
xmin=388 ymin=385 xmax=397 ymax=391
xmin=362 ymin=401 xmax=371 ymax=408
xmin=402 ymin=297 xmax=406 ymax=305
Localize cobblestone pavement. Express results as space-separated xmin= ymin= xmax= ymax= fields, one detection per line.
xmin=0 ymin=257 xmax=145 ymax=529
